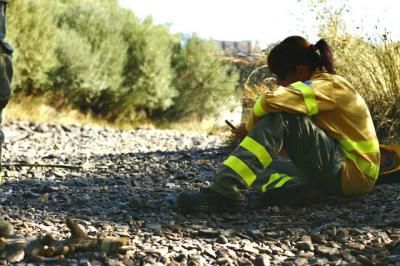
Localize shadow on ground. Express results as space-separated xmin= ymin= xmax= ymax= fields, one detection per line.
xmin=0 ymin=146 xmax=398 ymax=264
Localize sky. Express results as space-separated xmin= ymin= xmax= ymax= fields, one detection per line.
xmin=117 ymin=0 xmax=399 ymax=48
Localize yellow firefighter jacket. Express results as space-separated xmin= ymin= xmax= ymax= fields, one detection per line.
xmin=246 ymin=71 xmax=380 ymax=195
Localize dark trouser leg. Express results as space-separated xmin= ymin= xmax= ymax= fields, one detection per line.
xmin=210 ymin=113 xmax=344 ymax=202
xmin=0 ymin=1 xmax=12 ymax=175
xmin=281 ymin=113 xmax=343 ymax=194
xmin=0 ymin=54 xmax=11 ymax=175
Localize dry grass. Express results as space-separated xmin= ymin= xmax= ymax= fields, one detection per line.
xmin=4 ymin=97 xmax=139 ymax=130
xmin=5 ymin=96 xmax=233 ymax=134
xmin=241 ymin=71 xmax=277 ymax=122
xmin=327 ymin=36 xmax=400 ymax=143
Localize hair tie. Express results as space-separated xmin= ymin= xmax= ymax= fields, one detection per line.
xmin=309 ymin=44 xmax=317 ymax=51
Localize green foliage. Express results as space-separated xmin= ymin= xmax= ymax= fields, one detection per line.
xmin=53 ymin=0 xmax=127 ymax=115
xmin=168 ymin=35 xmax=239 ymax=120
xmin=7 ymin=0 xmax=58 ymax=94
xmin=6 ymin=0 xmax=239 ymax=123
xmin=119 ymin=17 xmax=178 ymax=115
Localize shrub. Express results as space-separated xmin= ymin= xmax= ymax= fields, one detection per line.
xmin=168 ymin=35 xmax=239 ymax=120
xmin=118 ymin=17 xmax=178 ymax=117
xmin=7 ymin=0 xmax=58 ymax=94
xmin=52 ymin=0 xmax=128 ymax=115
xmin=7 ymin=0 xmax=241 ymax=124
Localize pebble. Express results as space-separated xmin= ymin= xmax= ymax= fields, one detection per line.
xmin=0 ymin=120 xmax=399 ymax=265
xmin=216 ymin=235 xmax=228 ymax=244
xmin=347 ymin=242 xmax=365 ymax=250
xmin=254 ymin=254 xmax=271 ymax=266
xmin=6 ymin=250 xmax=25 ymax=263
xmin=0 ymin=221 xmax=14 ymax=237
xmin=295 ymin=257 xmax=308 ymax=266
xmin=316 ymin=245 xmax=340 ymax=256
xmin=296 ymin=240 xmax=314 ymax=251
xmin=242 ymin=244 xmax=260 ymax=255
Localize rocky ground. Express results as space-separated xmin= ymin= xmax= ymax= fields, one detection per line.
xmin=0 ymin=120 xmax=400 ymax=265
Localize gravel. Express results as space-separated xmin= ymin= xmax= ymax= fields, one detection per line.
xmin=0 ymin=120 xmax=399 ymax=265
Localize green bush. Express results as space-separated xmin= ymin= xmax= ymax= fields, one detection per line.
xmin=168 ymin=35 xmax=239 ymax=120
xmin=119 ymin=17 xmax=178 ymax=116
xmin=53 ymin=0 xmax=128 ymax=115
xmin=6 ymin=0 xmax=240 ymax=123
xmin=8 ymin=0 xmax=58 ymax=94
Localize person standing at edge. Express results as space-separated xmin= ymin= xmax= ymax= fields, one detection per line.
xmin=0 ymin=0 xmax=13 ymax=174
xmin=177 ymin=35 xmax=380 ymax=212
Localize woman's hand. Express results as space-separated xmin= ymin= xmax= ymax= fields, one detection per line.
xmin=231 ymin=123 xmax=248 ymax=141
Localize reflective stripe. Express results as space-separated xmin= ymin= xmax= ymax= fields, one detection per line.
xmin=343 ymin=150 xmax=380 ymax=180
xmin=339 ymin=138 xmax=380 ymax=180
xmin=275 ymin=175 xmax=294 ymax=188
xmin=261 ymin=173 xmax=284 ymax=192
xmin=240 ymin=137 xmax=272 ymax=168
xmin=261 ymin=174 xmax=293 ymax=192
xmin=223 ymin=156 xmax=256 ymax=186
xmin=253 ymin=95 xmax=268 ymax=117
xmin=291 ymin=81 xmax=318 ymax=116
xmin=339 ymin=139 xmax=379 ymax=153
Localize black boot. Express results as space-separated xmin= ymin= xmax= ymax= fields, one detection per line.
xmin=256 ymin=182 xmax=325 ymax=207
xmin=177 ymin=188 xmax=243 ymax=213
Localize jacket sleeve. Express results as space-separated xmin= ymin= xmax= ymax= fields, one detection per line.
xmin=246 ymin=79 xmax=337 ymax=131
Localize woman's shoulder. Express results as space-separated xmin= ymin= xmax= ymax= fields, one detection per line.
xmin=311 ymin=72 xmax=353 ymax=89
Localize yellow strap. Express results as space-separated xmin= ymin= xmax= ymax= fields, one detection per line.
xmin=343 ymin=150 xmax=380 ymax=180
xmin=339 ymin=139 xmax=379 ymax=153
xmin=275 ymin=175 xmax=294 ymax=188
xmin=291 ymin=81 xmax=318 ymax=116
xmin=223 ymin=156 xmax=256 ymax=186
xmin=240 ymin=137 xmax=272 ymax=168
xmin=253 ymin=95 xmax=268 ymax=117
xmin=261 ymin=173 xmax=286 ymax=192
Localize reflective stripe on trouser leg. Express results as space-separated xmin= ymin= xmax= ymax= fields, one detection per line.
xmin=222 ymin=135 xmax=273 ymax=187
xmin=211 ymin=114 xmax=286 ymax=200
xmin=261 ymin=173 xmax=293 ymax=192
xmin=223 ymin=156 xmax=257 ymax=187
xmin=251 ymin=160 xmax=310 ymax=193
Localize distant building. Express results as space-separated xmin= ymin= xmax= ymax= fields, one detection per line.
xmin=180 ymin=34 xmax=263 ymax=58
xmin=215 ymin=40 xmax=263 ymax=58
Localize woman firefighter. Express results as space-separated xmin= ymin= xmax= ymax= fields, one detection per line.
xmin=177 ymin=35 xmax=380 ymax=212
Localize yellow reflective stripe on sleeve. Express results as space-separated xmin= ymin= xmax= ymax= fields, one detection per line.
xmin=261 ymin=173 xmax=286 ymax=192
xmin=343 ymin=150 xmax=380 ymax=180
xmin=274 ymin=175 xmax=294 ymax=188
xmin=240 ymin=137 xmax=272 ymax=168
xmin=339 ymin=138 xmax=380 ymax=179
xmin=223 ymin=156 xmax=256 ymax=186
xmin=253 ymin=95 xmax=268 ymax=117
xmin=339 ymin=139 xmax=379 ymax=153
xmin=291 ymin=81 xmax=318 ymax=116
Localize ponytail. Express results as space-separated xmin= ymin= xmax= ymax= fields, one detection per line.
xmin=314 ymin=39 xmax=335 ymax=74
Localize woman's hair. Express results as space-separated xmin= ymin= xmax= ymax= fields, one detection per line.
xmin=267 ymin=36 xmax=335 ymax=81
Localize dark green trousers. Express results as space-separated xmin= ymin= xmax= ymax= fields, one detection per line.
xmin=0 ymin=1 xmax=12 ymax=174
xmin=211 ymin=113 xmax=344 ymax=204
